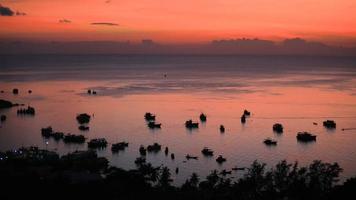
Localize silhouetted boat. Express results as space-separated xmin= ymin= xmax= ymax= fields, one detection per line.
xmin=264 ymin=138 xmax=277 ymax=146
xmin=63 ymin=134 xmax=86 ymax=143
xmin=216 ymin=155 xmax=227 ymax=164
xmin=323 ymin=120 xmax=336 ymax=129
xmin=175 ymin=167 xmax=179 ymax=174
xmin=220 ymin=125 xmax=225 ymax=133
xmin=144 ymin=112 xmax=156 ymax=121
xmin=76 ymin=113 xmax=91 ymax=124
xmin=41 ymin=126 xmax=53 ymax=137
xmin=200 ymin=113 xmax=207 ymax=122
xmin=148 ymin=121 xmax=161 ymax=129
xmin=241 ymin=115 xmax=246 ymax=123
xmin=201 ymin=147 xmax=214 ymax=156
xmin=88 ymin=138 xmax=108 ymax=149
xmin=41 ymin=126 xmax=64 ymax=140
xmin=147 ymin=143 xmax=161 ymax=153
xmin=87 ymin=89 xmax=92 ymax=94
xmin=165 ymin=147 xmax=169 ymax=155
xmin=78 ymin=125 xmax=89 ymax=131
xmin=273 ymin=123 xmax=283 ymax=133
xmin=28 ymin=90 xmax=32 ymax=94
xmin=297 ymin=132 xmax=316 ymax=142
xmin=139 ymin=146 xmax=147 ymax=156
xmin=111 ymin=142 xmax=129 ymax=152
xmin=171 ymin=153 xmax=175 ymax=160
xmin=185 ymin=120 xmax=199 ymax=129
xmin=12 ymin=88 xmax=18 ymax=94
xmin=186 ymin=154 xmax=198 ymax=160
xmin=17 ymin=106 xmax=35 ymax=115
xmin=52 ymin=132 xmax=64 ymax=141
xmin=243 ymin=110 xmax=251 ymax=116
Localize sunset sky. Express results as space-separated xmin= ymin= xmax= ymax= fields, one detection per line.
xmin=0 ymin=0 xmax=356 ymax=45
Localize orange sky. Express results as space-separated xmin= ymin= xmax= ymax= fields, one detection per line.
xmin=0 ymin=0 xmax=356 ymax=45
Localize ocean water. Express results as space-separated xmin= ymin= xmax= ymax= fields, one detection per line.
xmin=1 ymin=55 xmax=356 ymax=185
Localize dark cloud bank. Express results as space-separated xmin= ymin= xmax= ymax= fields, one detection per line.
xmin=0 ymin=4 xmax=26 ymax=16
xmin=0 ymin=4 xmax=14 ymax=16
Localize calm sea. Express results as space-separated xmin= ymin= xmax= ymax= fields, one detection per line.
xmin=1 ymin=55 xmax=356 ymax=185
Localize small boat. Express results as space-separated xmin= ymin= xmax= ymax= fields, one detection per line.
xmin=144 ymin=112 xmax=156 ymax=121
xmin=273 ymin=123 xmax=283 ymax=133
xmin=220 ymin=125 xmax=225 ymax=133
xmin=216 ymin=155 xmax=226 ymax=164
xmin=323 ymin=120 xmax=336 ymax=129
xmin=241 ymin=115 xmax=246 ymax=123
xmin=78 ymin=125 xmax=89 ymax=131
xmin=41 ymin=126 xmax=53 ymax=137
xmin=63 ymin=134 xmax=86 ymax=143
xmin=17 ymin=106 xmax=35 ymax=115
xmin=186 ymin=154 xmax=198 ymax=160
xmin=201 ymin=147 xmax=214 ymax=156
xmin=52 ymin=132 xmax=64 ymax=141
xmin=147 ymin=143 xmax=161 ymax=153
xmin=243 ymin=110 xmax=251 ymax=116
xmin=111 ymin=142 xmax=129 ymax=152
xmin=139 ymin=146 xmax=147 ymax=156
xmin=12 ymin=88 xmax=19 ymax=94
xmin=164 ymin=147 xmax=169 ymax=155
xmin=200 ymin=113 xmax=207 ymax=122
xmin=185 ymin=120 xmax=199 ymax=129
xmin=171 ymin=153 xmax=175 ymax=160
xmin=76 ymin=113 xmax=91 ymax=124
xmin=297 ymin=132 xmax=316 ymax=142
xmin=87 ymin=138 xmax=108 ymax=149
xmin=264 ymin=138 xmax=277 ymax=146
xmin=148 ymin=121 xmax=161 ymax=129
xmin=41 ymin=127 xmax=64 ymax=140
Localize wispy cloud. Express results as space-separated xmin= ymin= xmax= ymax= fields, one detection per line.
xmin=15 ymin=11 xmax=26 ymax=16
xmin=59 ymin=19 xmax=71 ymax=23
xmin=91 ymin=22 xmax=119 ymax=26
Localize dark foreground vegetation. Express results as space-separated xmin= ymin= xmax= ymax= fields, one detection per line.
xmin=0 ymin=147 xmax=355 ymax=200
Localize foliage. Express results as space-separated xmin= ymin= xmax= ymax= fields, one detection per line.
xmin=0 ymin=147 xmax=351 ymax=200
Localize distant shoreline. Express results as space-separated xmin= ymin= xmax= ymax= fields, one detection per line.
xmin=1 ymin=38 xmax=356 ymax=56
